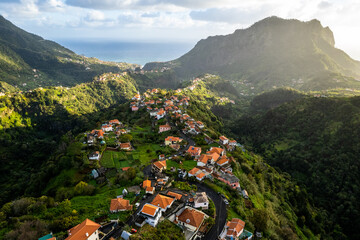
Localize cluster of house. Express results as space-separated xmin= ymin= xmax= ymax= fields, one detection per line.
xmin=185 ymin=145 xmax=244 ymax=192
xmin=86 ymin=119 xmax=133 ymax=161
xmin=136 ymin=188 xmax=211 ymax=240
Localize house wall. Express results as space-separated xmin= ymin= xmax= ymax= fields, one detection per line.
xmin=144 ymin=211 xmax=162 ymax=227
xmin=87 ymin=230 xmax=99 ymax=240
xmin=194 ymin=202 xmax=208 ymax=210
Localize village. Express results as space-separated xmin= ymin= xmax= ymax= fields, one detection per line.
xmin=39 ymin=87 xmax=254 ymax=240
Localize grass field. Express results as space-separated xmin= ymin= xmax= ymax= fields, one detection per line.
xmin=133 ymin=144 xmax=161 ymax=165
xmin=167 ymin=160 xmax=197 ymax=171
xmin=101 ymin=151 xmax=133 ymax=169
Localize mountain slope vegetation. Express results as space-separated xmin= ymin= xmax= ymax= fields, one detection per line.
xmin=0 ymin=16 xmax=138 ymax=90
xmin=0 ymin=74 xmax=137 ymax=205
xmin=0 ymin=86 xmax=328 ymax=240
xmin=229 ymin=89 xmax=360 ymax=239
xmin=144 ymin=16 xmax=360 ymax=93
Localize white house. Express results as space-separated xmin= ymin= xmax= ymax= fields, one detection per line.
xmin=194 ymin=192 xmax=209 ymax=210
xmin=139 ymin=203 xmax=162 ymax=227
xmin=175 ymin=207 xmax=206 ymax=233
xmin=102 ymin=124 xmax=113 ymax=132
xmin=89 ymin=151 xmax=101 ymax=161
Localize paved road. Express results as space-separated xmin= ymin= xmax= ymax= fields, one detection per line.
xmin=190 ymin=182 xmax=227 ymax=240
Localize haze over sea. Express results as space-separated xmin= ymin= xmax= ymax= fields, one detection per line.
xmin=58 ymin=40 xmax=195 ymax=66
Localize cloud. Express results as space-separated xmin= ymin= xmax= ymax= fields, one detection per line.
xmin=318 ymin=1 xmax=332 ymax=9
xmin=190 ymin=7 xmax=267 ymax=24
xmin=141 ymin=12 xmax=160 ymax=18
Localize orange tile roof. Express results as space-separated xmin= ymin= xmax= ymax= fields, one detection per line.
xmin=189 ymin=167 xmax=200 ymax=175
xmin=120 ymin=143 xmax=131 ymax=149
xmin=177 ymin=208 xmax=205 ymax=228
xmin=153 ymin=160 xmax=167 ymax=170
xmin=209 ymin=147 xmax=224 ymax=155
xmin=151 ymin=194 xmax=175 ymax=210
xmin=141 ymin=204 xmax=159 ymax=217
xmin=207 ymin=152 xmax=220 ymax=162
xmin=167 ymin=191 xmax=183 ymax=200
xmin=227 ymin=218 xmax=245 ymax=237
xmin=146 ymin=186 xmax=154 ymax=192
xmin=109 ymin=119 xmax=120 ymax=124
xmin=216 ymin=157 xmax=229 ymax=165
xmin=165 ymin=136 xmax=182 ymax=142
xmin=196 ymin=172 xmax=205 ymax=179
xmin=199 ymin=154 xmax=211 ymax=164
xmin=187 ymin=146 xmax=201 ymax=156
xmin=220 ymin=136 xmax=228 ymax=141
xmin=66 ymin=219 xmax=100 ymax=240
xmin=110 ymin=198 xmax=132 ymax=211
xmin=143 ymin=180 xmax=152 ymax=189
xmin=122 ymin=167 xmax=130 ymax=171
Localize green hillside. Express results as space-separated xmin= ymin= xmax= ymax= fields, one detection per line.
xmin=144 ymin=17 xmax=360 ymax=94
xmin=0 ymin=75 xmax=137 ymax=205
xmin=229 ymin=89 xmax=360 ymax=239
xmin=0 ymin=86 xmax=327 ymax=240
xmin=0 ymin=16 xmax=138 ymax=90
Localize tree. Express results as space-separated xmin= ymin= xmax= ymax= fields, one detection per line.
xmin=251 ymin=209 xmax=269 ymax=232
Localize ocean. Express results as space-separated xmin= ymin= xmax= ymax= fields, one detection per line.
xmin=57 ymin=40 xmax=195 ymax=66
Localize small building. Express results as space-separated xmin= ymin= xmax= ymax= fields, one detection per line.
xmin=221 ymin=218 xmax=246 ymax=239
xmin=209 ymin=147 xmax=225 ymax=156
xmin=120 ymin=142 xmax=132 ymax=150
xmin=194 ymin=192 xmax=209 ymax=210
xmin=142 ymin=179 xmax=152 ymax=189
xmin=167 ymin=191 xmax=183 ymax=201
xmin=159 ymin=124 xmax=171 ymax=133
xmin=217 ymin=173 xmax=240 ymax=189
xmin=216 ymin=157 xmax=229 ymax=167
xmin=156 ymin=109 xmax=166 ymax=119
xmin=186 ymin=146 xmax=202 ymax=157
xmin=138 ymin=203 xmax=162 ymax=227
xmin=121 ymin=231 xmax=132 ymax=240
xmin=65 ymin=219 xmax=101 ymax=240
xmin=110 ymin=198 xmax=133 ymax=212
xmin=159 ymin=154 xmax=165 ymax=160
xmin=152 ymin=160 xmax=167 ymax=173
xmin=131 ymin=106 xmax=139 ymax=111
xmin=219 ymin=136 xmax=229 ymax=145
xmin=102 ymin=124 xmax=113 ymax=132
xmin=146 ymin=186 xmax=155 ymax=195
xmin=188 ymin=167 xmax=201 ymax=177
xmin=150 ymin=194 xmax=176 ymax=212
xmin=196 ymin=121 xmax=204 ymax=129
xmin=109 ymin=119 xmax=121 ymax=125
xmin=175 ymin=207 xmax=205 ymax=233
xmin=195 ymin=172 xmax=206 ymax=181
xmin=89 ymin=151 xmax=101 ymax=161
xmin=165 ymin=136 xmax=182 ymax=145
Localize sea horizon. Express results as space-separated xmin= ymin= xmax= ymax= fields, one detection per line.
xmin=56 ymin=39 xmax=195 ymax=66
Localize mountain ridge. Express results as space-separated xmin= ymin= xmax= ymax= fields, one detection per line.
xmin=0 ymin=15 xmax=138 ymax=90
xmin=144 ymin=16 xmax=360 ymax=93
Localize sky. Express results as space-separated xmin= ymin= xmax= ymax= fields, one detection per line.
xmin=1 ymin=0 xmax=360 ymax=60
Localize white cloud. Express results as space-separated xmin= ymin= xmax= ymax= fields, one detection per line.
xmin=1 ymin=0 xmax=360 ymax=59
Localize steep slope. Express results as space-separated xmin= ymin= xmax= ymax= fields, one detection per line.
xmin=0 ymin=16 xmax=138 ymax=90
xmin=144 ymin=17 xmax=360 ymax=93
xmin=0 ymin=74 xmax=138 ymax=205
xmin=229 ymin=90 xmax=360 ymax=239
